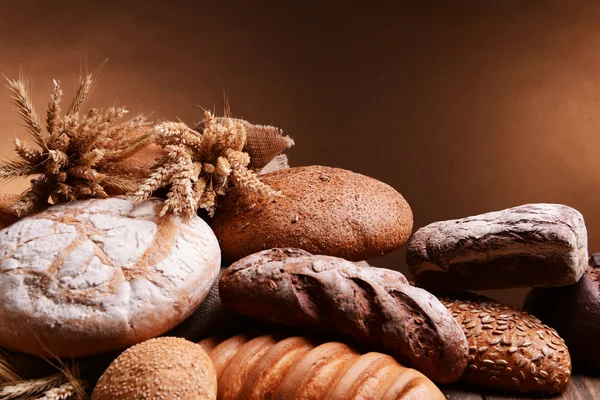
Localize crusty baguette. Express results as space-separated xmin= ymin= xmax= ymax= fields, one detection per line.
xmin=199 ymin=334 xmax=446 ymax=400
xmin=219 ymin=248 xmax=468 ymax=383
xmin=441 ymin=293 xmax=571 ymax=393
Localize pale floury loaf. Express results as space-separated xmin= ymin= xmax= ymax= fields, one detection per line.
xmin=0 ymin=197 xmax=221 ymax=357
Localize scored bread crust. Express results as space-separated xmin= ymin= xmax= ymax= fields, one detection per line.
xmin=199 ymin=334 xmax=446 ymax=400
xmin=219 ymin=248 xmax=468 ymax=383
xmin=0 ymin=197 xmax=221 ymax=357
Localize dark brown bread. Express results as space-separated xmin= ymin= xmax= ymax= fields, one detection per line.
xmin=219 ymin=248 xmax=468 ymax=383
xmin=0 ymin=194 xmax=20 ymax=229
xmin=198 ymin=334 xmax=446 ymax=400
xmin=441 ymin=293 xmax=571 ymax=393
xmin=407 ymin=204 xmax=588 ymax=291
xmin=523 ymin=253 xmax=600 ymax=367
xmin=210 ymin=165 xmax=413 ymax=262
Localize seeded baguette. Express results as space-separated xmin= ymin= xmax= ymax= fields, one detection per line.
xmin=198 ymin=334 xmax=446 ymax=400
xmin=441 ymin=293 xmax=571 ymax=393
xmin=219 ymin=248 xmax=468 ymax=383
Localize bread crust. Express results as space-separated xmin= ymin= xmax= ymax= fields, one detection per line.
xmin=0 ymin=197 xmax=221 ymax=357
xmin=0 ymin=194 xmax=21 ymax=229
xmin=219 ymin=248 xmax=468 ymax=383
xmin=210 ymin=165 xmax=413 ymax=262
xmin=407 ymin=203 xmax=588 ymax=291
xmin=442 ymin=293 xmax=571 ymax=393
xmin=199 ymin=334 xmax=446 ymax=400
xmin=523 ymin=254 xmax=600 ymax=367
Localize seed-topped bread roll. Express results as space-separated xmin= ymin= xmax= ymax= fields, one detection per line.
xmin=0 ymin=197 xmax=221 ymax=357
xmin=220 ymin=248 xmax=468 ymax=383
xmin=93 ymin=337 xmax=217 ymax=400
xmin=441 ymin=293 xmax=571 ymax=393
xmin=198 ymin=334 xmax=446 ymax=400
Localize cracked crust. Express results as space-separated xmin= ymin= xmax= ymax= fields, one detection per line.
xmin=407 ymin=203 xmax=588 ymax=291
xmin=0 ymin=197 xmax=221 ymax=357
xmin=219 ymin=248 xmax=468 ymax=383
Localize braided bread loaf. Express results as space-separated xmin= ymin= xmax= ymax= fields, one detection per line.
xmin=198 ymin=334 xmax=445 ymax=400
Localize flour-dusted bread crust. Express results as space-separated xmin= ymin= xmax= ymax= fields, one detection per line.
xmin=210 ymin=165 xmax=413 ymax=262
xmin=220 ymin=248 xmax=468 ymax=383
xmin=0 ymin=197 xmax=221 ymax=357
xmin=407 ymin=204 xmax=588 ymax=291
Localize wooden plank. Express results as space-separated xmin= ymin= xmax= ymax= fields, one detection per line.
xmin=442 ymin=373 xmax=600 ymax=400
xmin=442 ymin=386 xmax=484 ymax=400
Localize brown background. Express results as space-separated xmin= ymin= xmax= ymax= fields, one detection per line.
xmin=1 ymin=1 xmax=599 ymax=307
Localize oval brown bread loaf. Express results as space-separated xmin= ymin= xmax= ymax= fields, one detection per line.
xmin=441 ymin=293 xmax=571 ymax=393
xmin=219 ymin=248 xmax=468 ymax=383
xmin=209 ymin=165 xmax=413 ymax=262
xmin=93 ymin=337 xmax=217 ymax=400
xmin=198 ymin=334 xmax=446 ymax=400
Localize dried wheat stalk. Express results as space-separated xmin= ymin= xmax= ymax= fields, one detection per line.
xmin=0 ymin=373 xmax=66 ymax=400
xmin=0 ymin=70 xmax=154 ymax=217
xmin=132 ymin=110 xmax=281 ymax=219
xmin=37 ymin=382 xmax=77 ymax=400
xmin=0 ymin=361 xmax=87 ymax=400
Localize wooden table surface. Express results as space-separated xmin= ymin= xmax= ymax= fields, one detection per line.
xmin=441 ymin=371 xmax=600 ymax=400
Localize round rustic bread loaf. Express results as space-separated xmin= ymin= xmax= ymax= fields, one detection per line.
xmin=0 ymin=197 xmax=221 ymax=357
xmin=0 ymin=194 xmax=21 ymax=229
xmin=523 ymin=253 xmax=600 ymax=367
xmin=209 ymin=165 xmax=413 ymax=262
xmin=198 ymin=334 xmax=445 ymax=400
xmin=93 ymin=337 xmax=217 ymax=400
xmin=441 ymin=293 xmax=571 ymax=393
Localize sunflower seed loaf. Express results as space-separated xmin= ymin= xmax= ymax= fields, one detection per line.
xmin=407 ymin=203 xmax=588 ymax=291
xmin=441 ymin=293 xmax=571 ymax=393
xmin=219 ymin=248 xmax=468 ymax=383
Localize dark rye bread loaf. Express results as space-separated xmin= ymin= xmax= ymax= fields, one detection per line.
xmin=407 ymin=203 xmax=588 ymax=291
xmin=219 ymin=248 xmax=468 ymax=383
xmin=523 ymin=253 xmax=600 ymax=367
xmin=442 ymin=293 xmax=571 ymax=393
xmin=210 ymin=166 xmax=413 ymax=262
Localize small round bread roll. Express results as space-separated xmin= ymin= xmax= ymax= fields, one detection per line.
xmin=93 ymin=337 xmax=217 ymax=400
